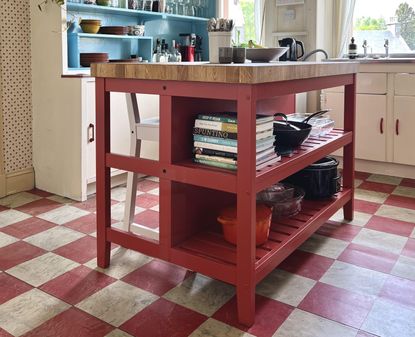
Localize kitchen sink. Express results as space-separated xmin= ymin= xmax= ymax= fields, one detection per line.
xmin=325 ymin=54 xmax=415 ymax=63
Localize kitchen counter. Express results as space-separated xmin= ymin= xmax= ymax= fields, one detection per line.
xmin=91 ymin=61 xmax=358 ymax=84
xmin=326 ymin=57 xmax=415 ymax=64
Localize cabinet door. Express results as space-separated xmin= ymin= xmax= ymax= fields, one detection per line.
xmin=85 ymin=81 xmax=132 ymax=182
xmin=355 ymin=94 xmax=387 ymax=161
xmin=394 ymin=96 xmax=415 ymax=165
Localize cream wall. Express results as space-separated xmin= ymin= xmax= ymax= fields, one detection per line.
xmin=0 ymin=0 xmax=35 ymax=197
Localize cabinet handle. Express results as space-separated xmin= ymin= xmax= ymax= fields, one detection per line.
xmin=395 ymin=119 xmax=400 ymax=136
xmin=88 ymin=123 xmax=95 ymax=143
xmin=380 ymin=118 xmax=384 ymax=134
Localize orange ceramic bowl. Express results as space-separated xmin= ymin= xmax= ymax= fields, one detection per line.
xmin=217 ymin=204 xmax=272 ymax=246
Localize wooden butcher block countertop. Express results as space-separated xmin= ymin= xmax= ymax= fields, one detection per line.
xmin=91 ymin=61 xmax=358 ymax=84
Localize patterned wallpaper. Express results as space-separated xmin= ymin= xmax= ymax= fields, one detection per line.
xmin=0 ymin=0 xmax=33 ymax=174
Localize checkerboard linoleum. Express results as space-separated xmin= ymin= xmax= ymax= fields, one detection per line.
xmin=1 ymin=173 xmax=415 ymax=337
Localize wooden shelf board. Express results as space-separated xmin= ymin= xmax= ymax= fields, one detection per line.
xmin=168 ymin=130 xmax=351 ymax=194
xmin=172 ymin=188 xmax=352 ymax=286
xmin=74 ymin=32 xmax=152 ymax=40
xmin=67 ymin=3 xmax=209 ymax=22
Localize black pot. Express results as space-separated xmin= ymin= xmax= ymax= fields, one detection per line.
xmin=285 ymin=156 xmax=341 ymax=199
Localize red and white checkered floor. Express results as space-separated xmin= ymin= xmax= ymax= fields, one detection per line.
xmin=1 ymin=173 xmax=415 ymax=337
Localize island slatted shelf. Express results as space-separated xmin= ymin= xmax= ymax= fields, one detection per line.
xmin=92 ymin=62 xmax=357 ymax=326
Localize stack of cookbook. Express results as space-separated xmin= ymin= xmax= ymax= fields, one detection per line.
xmin=193 ymin=112 xmax=280 ymax=170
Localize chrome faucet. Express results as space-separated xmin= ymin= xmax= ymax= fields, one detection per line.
xmin=301 ymin=49 xmax=329 ymax=61
xmin=362 ymin=40 xmax=369 ymax=58
xmin=384 ymin=39 xmax=389 ymax=58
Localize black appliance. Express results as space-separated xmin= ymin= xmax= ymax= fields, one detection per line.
xmin=285 ymin=156 xmax=341 ymax=199
xmin=279 ymin=38 xmax=305 ymax=61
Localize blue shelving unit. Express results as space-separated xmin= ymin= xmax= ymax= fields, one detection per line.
xmin=66 ymin=2 xmax=215 ymax=70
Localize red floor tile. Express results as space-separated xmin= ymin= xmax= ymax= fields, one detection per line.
xmin=0 ymin=241 xmax=46 ymax=270
xmin=120 ymin=298 xmax=207 ymax=337
xmin=133 ymin=209 xmax=159 ymax=229
xmin=15 ymin=198 xmax=61 ymax=216
xmin=0 ymin=217 xmax=56 ymax=239
xmin=358 ymin=181 xmax=396 ymax=194
xmin=354 ymin=199 xmax=382 ymax=214
xmin=213 ymin=295 xmax=293 ymax=337
xmin=355 ymin=171 xmax=371 ymax=180
xmin=53 ymin=236 xmax=97 ymax=264
xmin=137 ymin=179 xmax=159 ymax=192
xmin=298 ymin=282 xmax=374 ymax=328
xmin=122 ymin=260 xmax=192 ymax=296
xmin=384 ymin=194 xmax=415 ymax=211
xmin=27 ymin=189 xmax=53 ymax=198
xmin=379 ymin=275 xmax=415 ymax=310
xmin=0 ymin=328 xmax=13 ymax=337
xmin=22 ymin=307 xmax=114 ymax=337
xmin=402 ymin=239 xmax=415 ymax=258
xmin=40 ymin=265 xmax=116 ymax=305
xmin=63 ymin=214 xmax=96 ymax=234
xmin=0 ymin=273 xmax=32 ymax=304
xmin=73 ymin=197 xmax=97 ymax=212
xmin=135 ymin=193 xmax=159 ymax=209
xmin=400 ymin=178 xmax=415 ymax=188
xmin=0 ymin=205 xmax=8 ymax=212
xmin=365 ymin=215 xmax=415 ymax=237
xmin=316 ymin=221 xmax=361 ymax=242
xmin=278 ymin=250 xmax=334 ymax=280
xmin=337 ymin=243 xmax=398 ymax=274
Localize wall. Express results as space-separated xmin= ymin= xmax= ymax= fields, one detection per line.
xmin=0 ymin=0 xmax=35 ymax=197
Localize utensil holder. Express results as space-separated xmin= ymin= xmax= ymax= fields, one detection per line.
xmin=208 ymin=31 xmax=232 ymax=64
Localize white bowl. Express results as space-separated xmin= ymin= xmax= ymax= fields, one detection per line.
xmin=246 ymin=47 xmax=289 ymax=63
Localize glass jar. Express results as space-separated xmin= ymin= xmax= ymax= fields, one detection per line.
xmin=128 ymin=0 xmax=138 ymax=9
xmin=111 ymin=0 xmax=119 ymax=7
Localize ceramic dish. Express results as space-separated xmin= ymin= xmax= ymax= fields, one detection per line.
xmin=246 ymin=47 xmax=289 ymax=63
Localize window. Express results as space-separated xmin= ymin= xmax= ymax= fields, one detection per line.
xmin=226 ymin=0 xmax=260 ymax=45
xmin=353 ymin=0 xmax=415 ymax=54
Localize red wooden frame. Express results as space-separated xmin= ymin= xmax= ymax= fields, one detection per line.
xmin=95 ymin=73 xmax=356 ymax=326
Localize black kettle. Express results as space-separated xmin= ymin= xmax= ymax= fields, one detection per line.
xmin=279 ymin=38 xmax=305 ymax=61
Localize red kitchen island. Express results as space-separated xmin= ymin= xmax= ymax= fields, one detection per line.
xmin=91 ymin=61 xmax=358 ymax=326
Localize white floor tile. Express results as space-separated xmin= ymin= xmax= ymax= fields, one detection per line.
xmin=163 ymin=273 xmax=235 ymax=316
xmin=0 ymin=289 xmax=70 ymax=337
xmin=6 ymin=252 xmax=79 ymax=287
xmin=76 ymin=280 xmax=157 ymax=327
xmin=361 ymin=298 xmax=415 ymax=337
xmin=111 ymin=186 xmax=127 ymax=202
xmin=24 ymin=226 xmax=85 ymax=251
xmin=105 ymin=329 xmax=134 ymax=337
xmin=189 ymin=318 xmax=255 ymax=337
xmin=84 ymin=247 xmax=151 ymax=279
xmin=0 ymin=209 xmax=31 ymax=228
xmin=391 ymin=255 xmax=415 ymax=281
xmin=352 ymin=228 xmax=407 ymax=255
xmin=0 ymin=192 xmax=42 ymax=208
xmin=147 ymin=188 xmax=159 ymax=196
xmin=329 ymin=210 xmax=371 ymax=227
xmin=273 ymin=309 xmax=358 ymax=337
xmin=37 ymin=205 xmax=90 ymax=225
xmin=110 ymin=202 xmax=144 ymax=222
xmin=366 ymin=174 xmax=402 ymax=185
xmin=375 ymin=204 xmax=415 ymax=224
xmin=299 ymin=234 xmax=348 ymax=259
xmin=0 ymin=232 xmax=19 ymax=248
xmin=392 ymin=185 xmax=415 ymax=199
xmin=47 ymin=195 xmax=75 ymax=204
xmin=256 ymin=269 xmax=316 ymax=307
xmin=320 ymin=260 xmax=387 ymax=297
xmin=355 ymin=189 xmax=388 ymax=204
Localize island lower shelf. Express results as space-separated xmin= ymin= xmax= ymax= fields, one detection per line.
xmin=169 ymin=188 xmax=352 ymax=285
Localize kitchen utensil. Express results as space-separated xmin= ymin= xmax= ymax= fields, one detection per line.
xmin=278 ymin=38 xmax=304 ymax=61
xmin=273 ymin=113 xmax=312 ymax=147
xmin=257 ymin=183 xmax=305 ymax=220
xmin=245 ymin=47 xmax=288 ymax=63
xmin=284 ymin=156 xmax=341 ymax=199
xmin=217 ymin=203 xmax=273 ymax=246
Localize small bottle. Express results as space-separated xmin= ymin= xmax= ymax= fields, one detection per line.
xmin=348 ymin=37 xmax=358 ymax=59
xmin=175 ymin=42 xmax=182 ymax=62
xmin=152 ymin=38 xmax=161 ymax=62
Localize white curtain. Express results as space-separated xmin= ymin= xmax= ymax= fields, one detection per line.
xmin=333 ymin=0 xmax=357 ymax=57
xmin=254 ymin=0 xmax=266 ymax=44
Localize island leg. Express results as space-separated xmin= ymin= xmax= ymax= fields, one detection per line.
xmin=343 ymin=75 xmax=356 ymax=220
xmin=236 ymin=87 xmax=257 ymax=326
xmin=96 ymin=78 xmax=111 ymax=268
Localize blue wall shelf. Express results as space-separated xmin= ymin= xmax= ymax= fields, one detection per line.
xmin=66 ymin=1 xmax=215 ymax=70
